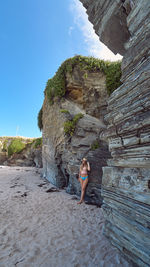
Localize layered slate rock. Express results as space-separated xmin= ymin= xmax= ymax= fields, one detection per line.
xmin=79 ymin=0 xmax=150 ymax=266
xmin=80 ymin=0 xmax=130 ymax=55
xmin=42 ymin=65 xmax=111 ymax=205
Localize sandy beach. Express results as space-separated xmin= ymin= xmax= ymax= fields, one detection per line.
xmin=0 ymin=166 xmax=132 ymax=267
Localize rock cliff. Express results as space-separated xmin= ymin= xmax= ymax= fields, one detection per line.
xmin=0 ymin=137 xmax=42 ymax=168
xmin=79 ymin=0 xmax=150 ymax=266
xmin=41 ymin=57 xmax=122 ymax=205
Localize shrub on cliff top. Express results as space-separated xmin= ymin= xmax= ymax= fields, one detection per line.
xmin=44 ymin=55 xmax=122 ymax=105
xmin=8 ymin=139 xmax=26 ymax=157
xmin=106 ymin=61 xmax=122 ymax=95
xmin=38 ymin=107 xmax=43 ymax=131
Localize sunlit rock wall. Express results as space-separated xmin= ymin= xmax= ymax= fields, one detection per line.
xmin=42 ymin=66 xmax=111 ymax=205
xmin=79 ymin=0 xmax=150 ymax=266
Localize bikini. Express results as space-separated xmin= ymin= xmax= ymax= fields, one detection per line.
xmin=80 ymin=166 xmax=88 ymax=180
xmin=80 ymin=175 xmax=88 ymax=181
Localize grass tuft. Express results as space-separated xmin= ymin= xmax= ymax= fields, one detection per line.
xmin=60 ymin=109 xmax=70 ymax=114
xmin=64 ymin=113 xmax=84 ymax=136
xmin=91 ymin=140 xmax=100 ymax=150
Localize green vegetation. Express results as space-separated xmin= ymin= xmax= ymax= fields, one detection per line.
xmin=33 ymin=137 xmax=42 ymax=148
xmin=84 ymin=72 xmax=88 ymax=79
xmin=64 ymin=113 xmax=84 ymax=136
xmin=91 ymin=140 xmax=100 ymax=150
xmin=38 ymin=107 xmax=43 ymax=131
xmin=105 ymin=61 xmax=122 ymax=95
xmin=2 ymin=139 xmax=8 ymax=152
xmin=44 ymin=55 xmax=122 ymax=105
xmin=8 ymin=139 xmax=26 ymax=157
xmin=60 ymin=109 xmax=70 ymax=114
xmin=1 ymin=137 xmax=42 ymax=157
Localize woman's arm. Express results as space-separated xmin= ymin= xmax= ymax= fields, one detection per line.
xmin=87 ymin=162 xmax=90 ymax=171
xmin=78 ymin=166 xmax=81 ymax=179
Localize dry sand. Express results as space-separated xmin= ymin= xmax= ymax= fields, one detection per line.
xmin=0 ymin=166 xmax=132 ymax=267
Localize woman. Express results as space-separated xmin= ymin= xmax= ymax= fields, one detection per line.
xmin=77 ymin=158 xmax=90 ymax=204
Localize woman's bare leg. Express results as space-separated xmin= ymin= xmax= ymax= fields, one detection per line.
xmin=77 ymin=178 xmax=88 ymax=204
xmin=77 ymin=178 xmax=83 ymax=204
xmin=81 ymin=178 xmax=88 ymax=202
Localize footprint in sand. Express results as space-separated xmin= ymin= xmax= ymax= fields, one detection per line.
xmin=14 ymin=257 xmax=25 ymax=266
xmin=1 ymin=229 xmax=7 ymax=236
xmin=37 ymin=183 xmax=47 ymax=187
xmin=46 ymin=187 xmax=59 ymax=193
xmin=21 ymin=192 xmax=28 ymax=197
xmin=10 ymin=184 xmax=18 ymax=188
xmin=19 ymin=227 xmax=28 ymax=234
xmin=14 ymin=192 xmax=28 ymax=199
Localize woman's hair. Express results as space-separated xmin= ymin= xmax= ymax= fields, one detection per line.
xmin=80 ymin=158 xmax=88 ymax=170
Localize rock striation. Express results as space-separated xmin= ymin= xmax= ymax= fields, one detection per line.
xmin=42 ymin=64 xmax=111 ymax=205
xmin=79 ymin=0 xmax=150 ymax=266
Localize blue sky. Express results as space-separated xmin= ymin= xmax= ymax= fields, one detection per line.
xmin=0 ymin=0 xmax=122 ymax=138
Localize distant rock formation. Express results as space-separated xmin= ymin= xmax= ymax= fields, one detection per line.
xmin=0 ymin=137 xmax=42 ymax=168
xmin=79 ymin=0 xmax=150 ymax=266
xmin=42 ymin=60 xmax=115 ymax=205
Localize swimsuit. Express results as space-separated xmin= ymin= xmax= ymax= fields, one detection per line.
xmin=80 ymin=175 xmax=88 ymax=181
xmin=80 ymin=166 xmax=88 ymax=181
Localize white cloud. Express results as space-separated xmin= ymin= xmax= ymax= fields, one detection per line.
xmin=69 ymin=0 xmax=122 ymax=61
xmin=68 ymin=26 xmax=74 ymax=36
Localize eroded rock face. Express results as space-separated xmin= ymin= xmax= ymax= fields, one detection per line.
xmin=42 ymin=67 xmax=111 ymax=205
xmin=79 ymin=0 xmax=150 ymax=266
xmin=66 ymin=66 xmax=108 ymax=120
